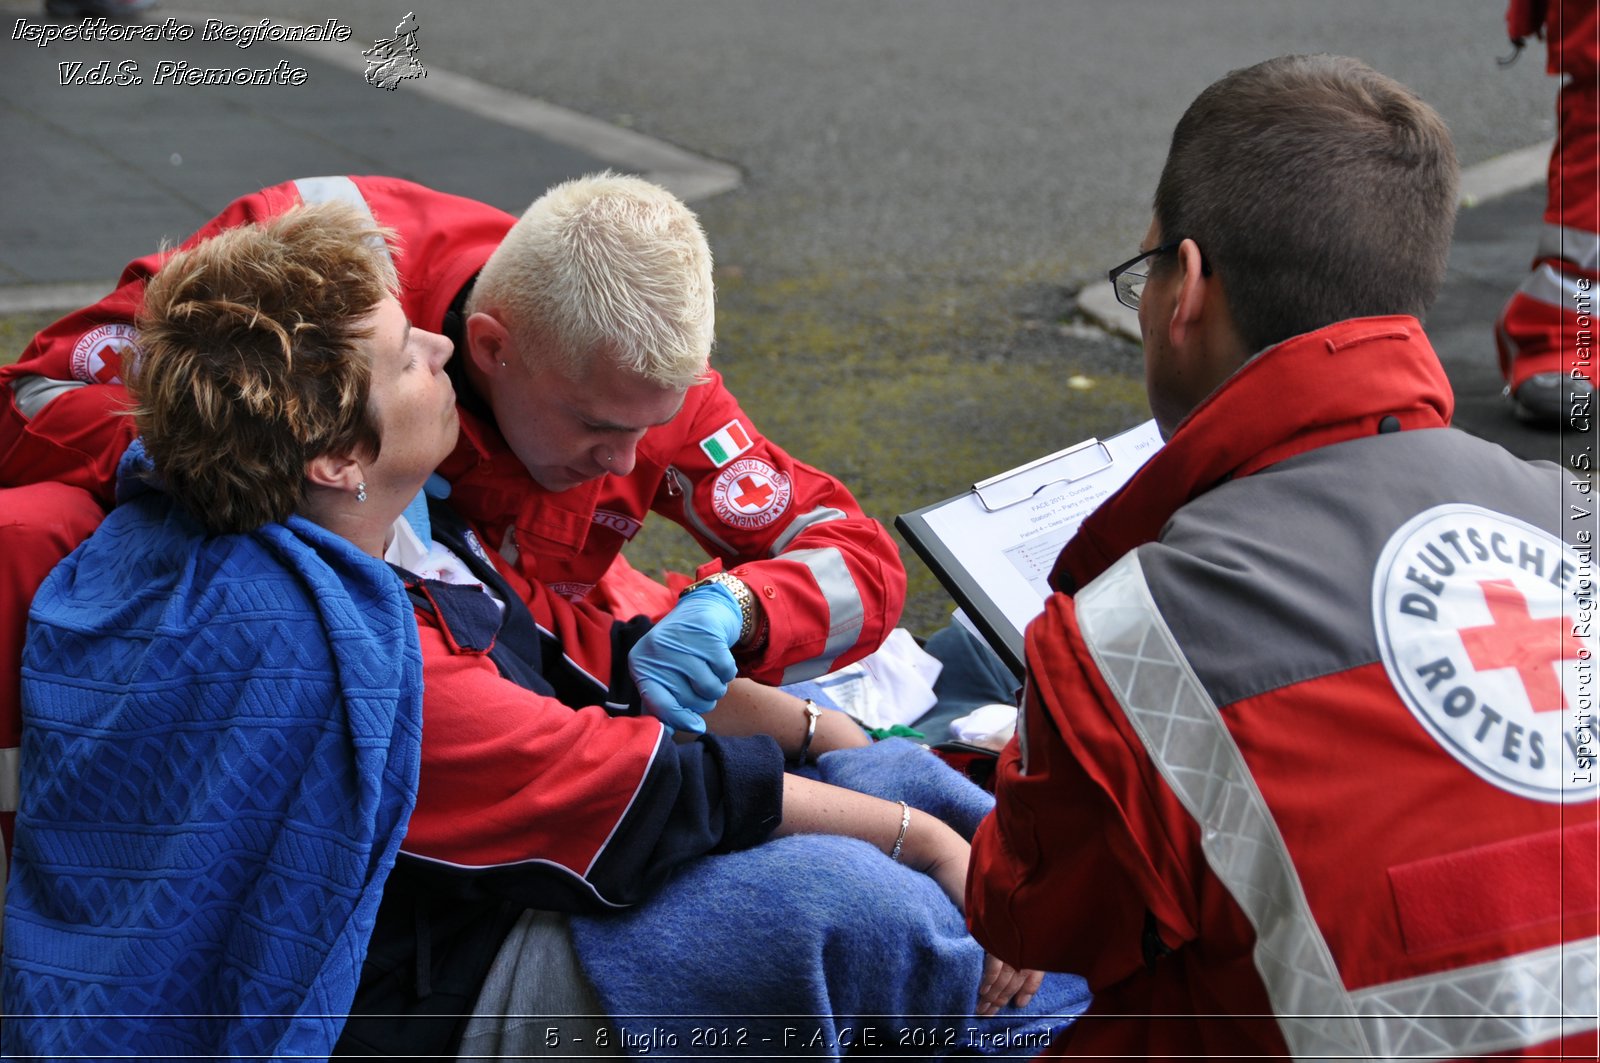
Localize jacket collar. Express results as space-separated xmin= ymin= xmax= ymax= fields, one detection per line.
xmin=443 ymin=405 xmax=604 ymax=555
xmin=1051 ymin=316 xmax=1453 ymax=592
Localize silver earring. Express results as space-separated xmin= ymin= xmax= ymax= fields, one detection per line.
xmin=356 ymin=482 xmax=368 ymax=503
xmin=500 ymin=361 xmax=508 ymax=368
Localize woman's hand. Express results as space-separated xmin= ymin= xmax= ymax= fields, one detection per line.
xmin=892 ymin=813 xmax=1046 ymax=1017
xmin=773 ymin=777 xmax=1047 ymax=1017
xmin=976 ymin=954 xmax=1045 ymax=1017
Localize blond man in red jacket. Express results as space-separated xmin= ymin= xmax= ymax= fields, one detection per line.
xmin=0 ymin=173 xmax=906 ymax=857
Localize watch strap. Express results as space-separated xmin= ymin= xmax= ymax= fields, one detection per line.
xmin=683 ymin=571 xmax=757 ymax=646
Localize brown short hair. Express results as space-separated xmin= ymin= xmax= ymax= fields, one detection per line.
xmin=1153 ymin=54 xmax=1459 ymax=354
xmin=131 ymin=202 xmax=397 ymax=534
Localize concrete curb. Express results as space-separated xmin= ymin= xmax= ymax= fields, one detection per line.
xmin=1078 ymin=141 xmax=1554 ymax=342
xmin=1078 ymin=280 xmax=1140 ymax=344
xmin=0 ymin=283 xmax=125 ymax=317
xmin=0 ymin=9 xmax=741 ymax=318
xmin=1459 ymin=139 xmax=1553 ymax=208
xmin=252 ymin=12 xmax=743 ymax=205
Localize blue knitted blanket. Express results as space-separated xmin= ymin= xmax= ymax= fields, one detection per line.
xmin=571 ymin=739 xmax=1091 ymax=1057
xmin=3 ymin=449 xmax=424 ymax=1060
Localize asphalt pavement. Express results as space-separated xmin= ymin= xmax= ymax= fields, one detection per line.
xmin=3 ymin=1 xmax=1592 ymax=632
xmin=0 ymin=3 xmax=737 ymax=303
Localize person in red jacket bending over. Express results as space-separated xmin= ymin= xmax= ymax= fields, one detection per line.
xmin=966 ymin=54 xmax=1597 ymax=1060
xmin=0 ymin=174 xmax=907 ymax=853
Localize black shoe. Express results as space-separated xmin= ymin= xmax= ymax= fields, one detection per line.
xmin=1507 ymin=372 xmax=1594 ymax=428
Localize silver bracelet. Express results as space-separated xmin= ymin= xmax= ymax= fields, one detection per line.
xmin=794 ymin=698 xmax=821 ymax=764
xmin=888 ymin=800 xmax=911 ymax=862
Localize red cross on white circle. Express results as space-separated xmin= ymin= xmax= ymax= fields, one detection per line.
xmin=731 ymin=474 xmax=775 ymax=512
xmin=1458 ymin=579 xmax=1584 ymax=714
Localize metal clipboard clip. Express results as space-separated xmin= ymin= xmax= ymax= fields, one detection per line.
xmin=971 ymin=436 xmax=1115 ymax=512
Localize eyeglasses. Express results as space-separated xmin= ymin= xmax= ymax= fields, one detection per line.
xmin=1107 ymin=241 xmax=1183 ymax=311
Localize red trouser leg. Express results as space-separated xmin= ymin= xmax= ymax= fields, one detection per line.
xmin=0 ymin=483 xmax=105 ymax=861
xmin=1497 ymin=76 xmax=1599 ymax=389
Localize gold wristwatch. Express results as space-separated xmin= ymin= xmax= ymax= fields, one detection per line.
xmin=682 ymin=571 xmax=760 ymax=648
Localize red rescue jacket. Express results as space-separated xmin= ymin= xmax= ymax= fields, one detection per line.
xmin=0 ymin=175 xmax=906 ymax=683
xmin=969 ymin=318 xmax=1599 ymax=1060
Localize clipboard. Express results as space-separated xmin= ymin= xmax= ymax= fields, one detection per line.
xmin=896 ymin=419 xmax=1163 ymax=677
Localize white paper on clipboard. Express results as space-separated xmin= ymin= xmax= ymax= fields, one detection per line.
xmin=917 ymin=419 xmax=1163 ymax=643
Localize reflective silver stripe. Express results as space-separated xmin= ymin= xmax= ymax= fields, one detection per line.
xmin=1076 ymin=554 xmax=1370 ymax=1058
xmin=294 ymin=175 xmax=372 ymax=214
xmin=1517 ymin=261 xmax=1587 ymax=311
xmin=1351 ymin=939 xmax=1597 ymax=1058
xmin=778 ymin=546 xmax=864 ymax=684
xmin=10 ymin=374 xmax=87 ymax=421
xmin=1537 ymin=222 xmax=1600 ymax=272
xmin=1075 ymin=552 xmax=1599 ymax=1061
xmin=769 ymin=506 xmax=847 ymax=557
xmin=293 ymin=176 xmax=395 ymax=266
xmin=0 ymin=745 xmax=17 ymax=811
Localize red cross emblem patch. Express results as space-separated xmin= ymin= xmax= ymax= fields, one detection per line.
xmin=711 ymin=457 xmax=792 ymax=531
xmin=1374 ymin=504 xmax=1595 ymax=803
xmin=70 ymin=323 xmax=140 ymax=386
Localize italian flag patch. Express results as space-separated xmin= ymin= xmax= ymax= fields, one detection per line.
xmin=699 ymin=419 xmax=753 ymax=467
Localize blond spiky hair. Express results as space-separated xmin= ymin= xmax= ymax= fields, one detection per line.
xmin=468 ymin=172 xmax=714 ymax=389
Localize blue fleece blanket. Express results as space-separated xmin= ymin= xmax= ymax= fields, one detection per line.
xmin=571 ymin=739 xmax=1090 ymax=1058
xmin=2 ymin=446 xmax=424 ymax=1060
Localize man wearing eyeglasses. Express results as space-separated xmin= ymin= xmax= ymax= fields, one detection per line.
xmin=967 ymin=55 xmax=1595 ymax=1060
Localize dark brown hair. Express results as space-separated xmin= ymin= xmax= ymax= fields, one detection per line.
xmin=1153 ymin=54 xmax=1459 ymax=354
xmin=131 ymin=202 xmax=396 ymax=534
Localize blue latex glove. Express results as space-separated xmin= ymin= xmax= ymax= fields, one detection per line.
xmin=400 ymin=489 xmax=432 ymax=546
xmin=401 ymin=474 xmax=453 ymax=545
xmin=423 ymin=472 xmax=452 ymax=499
xmin=629 ymin=581 xmax=744 ymax=734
